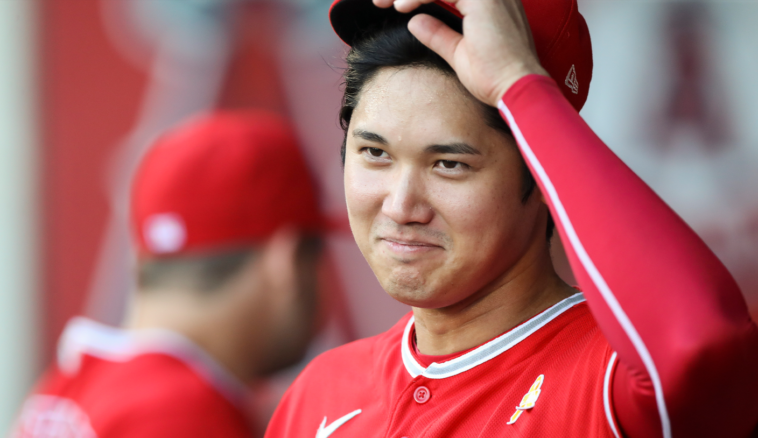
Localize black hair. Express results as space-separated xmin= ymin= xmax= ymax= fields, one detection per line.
xmin=138 ymin=249 xmax=254 ymax=293
xmin=338 ymin=22 xmax=554 ymax=240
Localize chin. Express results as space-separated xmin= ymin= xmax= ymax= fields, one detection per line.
xmin=382 ymin=274 xmax=451 ymax=309
xmin=372 ymin=257 xmax=461 ymax=306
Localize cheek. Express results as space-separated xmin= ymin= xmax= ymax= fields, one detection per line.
xmin=344 ymin=161 xmax=386 ymax=241
xmin=431 ymin=171 xmax=527 ymax=254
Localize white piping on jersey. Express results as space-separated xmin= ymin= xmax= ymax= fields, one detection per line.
xmin=604 ymin=352 xmax=621 ymax=438
xmin=497 ymin=100 xmax=671 ymax=438
xmin=57 ymin=317 xmax=247 ymax=406
xmin=401 ymin=293 xmax=586 ymax=380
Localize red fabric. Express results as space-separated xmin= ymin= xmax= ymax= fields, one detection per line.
xmin=328 ymin=0 xmax=593 ymax=110
xmin=131 ymin=110 xmax=323 ymax=257
xmin=499 ymin=75 xmax=758 ymax=438
xmin=266 ymin=304 xmax=618 ymax=437
xmin=13 ymin=354 xmax=253 ymax=438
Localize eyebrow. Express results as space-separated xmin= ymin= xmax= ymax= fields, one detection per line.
xmin=353 ymin=129 xmax=481 ymax=156
xmin=353 ymin=129 xmax=388 ymax=145
xmin=425 ymin=143 xmax=481 ymax=155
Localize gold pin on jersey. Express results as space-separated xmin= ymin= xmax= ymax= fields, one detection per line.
xmin=507 ymin=374 xmax=544 ymax=425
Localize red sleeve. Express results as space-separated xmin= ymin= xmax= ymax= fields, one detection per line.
xmin=498 ymin=74 xmax=758 ymax=438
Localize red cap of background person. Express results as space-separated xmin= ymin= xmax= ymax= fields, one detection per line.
xmin=329 ymin=0 xmax=593 ymax=111
xmin=131 ymin=110 xmax=324 ymax=257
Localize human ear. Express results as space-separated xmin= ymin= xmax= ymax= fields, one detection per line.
xmin=261 ymin=227 xmax=301 ymax=302
xmin=536 ymin=186 xmax=547 ymax=205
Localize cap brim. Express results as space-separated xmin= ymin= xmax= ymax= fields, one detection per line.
xmin=330 ymin=0 xmax=462 ymax=47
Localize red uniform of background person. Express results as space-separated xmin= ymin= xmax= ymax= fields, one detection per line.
xmin=12 ymin=110 xmax=327 ymax=438
xmin=265 ymin=1 xmax=758 ymax=437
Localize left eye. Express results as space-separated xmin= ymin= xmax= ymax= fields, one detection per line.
xmin=368 ymin=147 xmax=385 ymax=157
xmin=439 ymin=160 xmax=461 ymax=169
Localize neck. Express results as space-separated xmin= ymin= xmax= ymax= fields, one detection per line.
xmin=412 ymin=243 xmax=574 ymax=356
xmin=124 ymin=287 xmax=265 ymax=383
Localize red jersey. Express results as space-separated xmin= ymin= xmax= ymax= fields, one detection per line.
xmin=266 ymin=76 xmax=758 ymax=438
xmin=12 ymin=318 xmax=254 ymax=438
xmin=268 ymin=294 xmax=621 ymax=437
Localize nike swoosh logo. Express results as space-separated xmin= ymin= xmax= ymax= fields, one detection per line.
xmin=315 ymin=409 xmax=362 ymax=438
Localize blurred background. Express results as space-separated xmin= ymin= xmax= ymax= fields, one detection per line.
xmin=0 ymin=0 xmax=756 ymax=435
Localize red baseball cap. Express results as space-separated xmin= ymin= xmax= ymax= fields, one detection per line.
xmin=131 ymin=110 xmax=324 ymax=257
xmin=329 ymin=0 xmax=593 ymax=111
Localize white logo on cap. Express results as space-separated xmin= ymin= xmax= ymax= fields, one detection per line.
xmin=565 ymin=64 xmax=579 ymax=95
xmin=144 ymin=213 xmax=186 ymax=254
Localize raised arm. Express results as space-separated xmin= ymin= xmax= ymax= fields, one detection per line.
xmin=498 ymin=73 xmax=758 ymax=438
xmin=386 ymin=0 xmax=758 ymax=436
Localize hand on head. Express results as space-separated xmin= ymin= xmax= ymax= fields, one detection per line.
xmin=372 ymin=0 xmax=548 ymax=106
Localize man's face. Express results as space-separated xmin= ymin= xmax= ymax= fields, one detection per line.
xmin=344 ymin=67 xmax=544 ymax=309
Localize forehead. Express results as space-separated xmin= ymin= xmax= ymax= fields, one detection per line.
xmin=352 ymin=67 xmax=489 ymax=142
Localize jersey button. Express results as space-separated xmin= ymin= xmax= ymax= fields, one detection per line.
xmin=414 ymin=386 xmax=431 ymax=404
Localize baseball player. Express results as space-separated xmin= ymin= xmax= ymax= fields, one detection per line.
xmin=13 ymin=110 xmax=326 ymax=438
xmin=264 ymin=1 xmax=758 ymax=437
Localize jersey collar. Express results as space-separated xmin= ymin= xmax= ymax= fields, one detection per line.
xmin=57 ymin=317 xmax=248 ymax=406
xmin=401 ymin=292 xmax=586 ymax=379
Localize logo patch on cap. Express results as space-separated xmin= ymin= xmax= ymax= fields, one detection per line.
xmin=565 ymin=65 xmax=579 ymax=95
xmin=144 ymin=213 xmax=186 ymax=254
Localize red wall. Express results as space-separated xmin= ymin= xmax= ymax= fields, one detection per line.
xmin=40 ymin=0 xmax=149 ymax=360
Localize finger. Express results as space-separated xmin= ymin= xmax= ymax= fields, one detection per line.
xmin=393 ymin=0 xmax=440 ymax=14
xmin=372 ymin=0 xmax=394 ymax=8
xmin=407 ymin=14 xmax=462 ymax=68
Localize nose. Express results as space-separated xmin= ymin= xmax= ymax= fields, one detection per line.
xmin=381 ymin=167 xmax=434 ymax=225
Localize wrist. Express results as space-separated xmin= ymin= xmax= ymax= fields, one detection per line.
xmin=492 ymin=63 xmax=549 ymax=107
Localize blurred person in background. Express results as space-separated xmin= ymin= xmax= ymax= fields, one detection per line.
xmin=12 ymin=110 xmax=325 ymax=438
